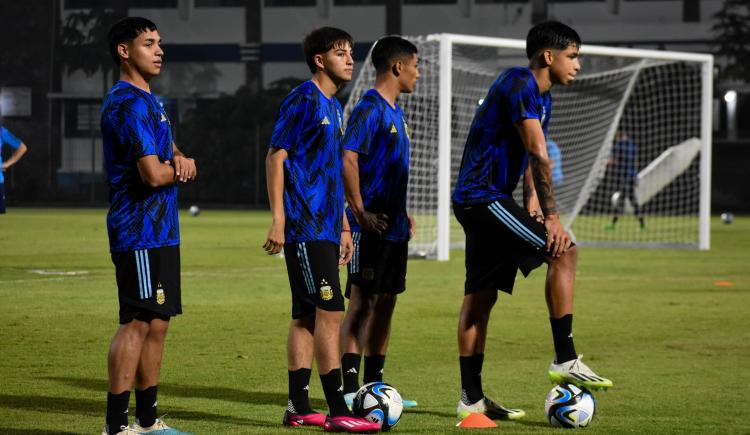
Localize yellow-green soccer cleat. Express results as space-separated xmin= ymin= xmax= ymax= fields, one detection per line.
xmin=132 ymin=418 xmax=193 ymax=435
xmin=456 ymin=397 xmax=526 ymax=420
xmin=548 ymin=355 xmax=613 ymax=391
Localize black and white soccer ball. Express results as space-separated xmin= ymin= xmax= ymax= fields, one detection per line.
xmin=545 ymin=383 xmax=596 ymax=428
xmin=721 ymin=212 xmax=734 ymax=225
xmin=189 ymin=205 xmax=200 ymax=217
xmin=352 ymin=382 xmax=403 ymax=431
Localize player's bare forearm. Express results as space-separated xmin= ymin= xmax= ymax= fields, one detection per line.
xmin=343 ymin=150 xmax=365 ymax=217
xmin=1 ymin=143 xmax=27 ymax=170
xmin=343 ymin=150 xmax=387 ymax=234
xmin=263 ymin=148 xmax=287 ymax=254
xmin=516 ymin=119 xmax=558 ymax=216
xmin=523 ymin=166 xmax=543 ymax=222
xmin=528 ymin=154 xmax=558 ymax=216
xmin=137 ymin=155 xmax=176 ymax=187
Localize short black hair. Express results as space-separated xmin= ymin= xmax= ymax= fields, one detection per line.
xmin=303 ymin=27 xmax=354 ymax=73
xmin=526 ymin=21 xmax=581 ymax=60
xmin=371 ymin=36 xmax=418 ymax=73
xmin=108 ymin=17 xmax=158 ymax=66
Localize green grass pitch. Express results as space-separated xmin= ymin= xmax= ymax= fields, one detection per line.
xmin=0 ymin=208 xmax=748 ymax=434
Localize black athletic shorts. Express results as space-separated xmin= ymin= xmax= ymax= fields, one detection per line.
xmin=345 ymin=231 xmax=408 ymax=298
xmin=454 ymin=197 xmax=569 ymax=295
xmin=111 ymin=245 xmax=182 ymax=324
xmin=284 ymin=240 xmax=345 ymax=319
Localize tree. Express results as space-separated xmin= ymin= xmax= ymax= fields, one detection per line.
xmin=58 ymin=4 xmax=125 ymax=96
xmin=712 ymin=0 xmax=750 ymax=82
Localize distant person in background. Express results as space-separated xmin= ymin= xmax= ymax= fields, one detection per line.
xmin=547 ymin=138 xmax=563 ymax=187
xmin=0 ymin=125 xmax=28 ymax=214
xmin=606 ymin=130 xmax=645 ymax=230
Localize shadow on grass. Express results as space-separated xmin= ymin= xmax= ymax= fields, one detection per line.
xmin=0 ymin=394 xmax=275 ymax=427
xmin=402 ymin=408 xmax=457 ymax=418
xmin=0 ymin=430 xmax=80 ymax=435
xmin=43 ymin=376 xmax=327 ymax=409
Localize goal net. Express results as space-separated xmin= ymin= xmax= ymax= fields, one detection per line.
xmin=344 ymin=34 xmax=712 ymax=260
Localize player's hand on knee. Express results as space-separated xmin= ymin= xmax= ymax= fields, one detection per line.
xmin=544 ymin=214 xmax=571 ymax=257
xmin=529 ymin=209 xmax=544 ymax=223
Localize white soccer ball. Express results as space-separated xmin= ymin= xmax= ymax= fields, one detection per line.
xmin=545 ymin=383 xmax=596 ymax=428
xmin=610 ymin=191 xmax=622 ymax=209
xmin=721 ymin=212 xmax=734 ymax=225
xmin=352 ymin=382 xmax=403 ymax=431
xmin=189 ymin=205 xmax=200 ymax=217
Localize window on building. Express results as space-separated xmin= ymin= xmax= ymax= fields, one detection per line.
xmin=265 ymin=0 xmax=316 ymax=6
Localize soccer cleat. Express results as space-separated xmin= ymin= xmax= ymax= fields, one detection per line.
xmin=402 ymin=398 xmax=418 ymax=409
xmin=548 ymin=355 xmax=613 ymax=391
xmin=323 ymin=415 xmax=380 ymax=433
xmin=282 ymin=410 xmax=327 ymax=427
xmin=101 ymin=425 xmax=141 ymax=435
xmin=456 ymin=397 xmax=526 ymax=420
xmin=132 ymin=418 xmax=193 ymax=434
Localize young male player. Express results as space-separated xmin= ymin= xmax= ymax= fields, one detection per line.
xmin=339 ymin=36 xmax=419 ymax=409
xmin=101 ymin=17 xmax=196 ymax=435
xmin=263 ymin=27 xmax=379 ymax=433
xmin=0 ymin=125 xmax=28 ymax=214
xmin=452 ymin=21 xmax=613 ymax=420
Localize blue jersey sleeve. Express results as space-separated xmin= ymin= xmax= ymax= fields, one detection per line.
xmin=270 ymin=92 xmax=314 ymax=153
xmin=1 ymin=127 xmax=22 ymax=149
xmin=343 ymin=100 xmax=379 ymax=155
xmin=506 ymin=72 xmax=542 ymax=125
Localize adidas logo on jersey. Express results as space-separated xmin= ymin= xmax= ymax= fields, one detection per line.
xmin=321 ymin=116 xmax=330 ymax=125
xmin=390 ymin=124 xmax=398 ymax=134
xmin=160 ymin=113 xmax=167 ymax=122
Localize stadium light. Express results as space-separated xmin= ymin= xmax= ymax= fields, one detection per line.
xmin=725 ymin=90 xmax=737 ymax=140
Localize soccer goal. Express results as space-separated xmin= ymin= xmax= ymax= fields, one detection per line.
xmin=344 ymin=34 xmax=713 ymax=260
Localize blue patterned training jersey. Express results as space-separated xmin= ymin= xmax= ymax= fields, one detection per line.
xmin=452 ymin=67 xmax=552 ymax=205
xmin=101 ymin=81 xmax=179 ymax=253
xmin=0 ymin=126 xmax=23 ymax=184
xmin=343 ymin=89 xmax=410 ymax=242
xmin=270 ymin=80 xmax=345 ymax=245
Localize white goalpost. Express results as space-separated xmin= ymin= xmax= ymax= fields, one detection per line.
xmin=344 ymin=34 xmax=713 ymax=260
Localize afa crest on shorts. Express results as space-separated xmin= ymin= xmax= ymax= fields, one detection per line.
xmin=156 ymin=282 xmax=166 ymax=305
xmin=319 ymin=279 xmax=333 ymax=301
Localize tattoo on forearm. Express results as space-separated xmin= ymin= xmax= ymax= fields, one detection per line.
xmin=523 ymin=180 xmax=534 ymax=207
xmin=529 ymin=154 xmax=558 ymax=215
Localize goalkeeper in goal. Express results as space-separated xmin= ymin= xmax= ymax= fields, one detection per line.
xmin=452 ymin=21 xmax=613 ymax=421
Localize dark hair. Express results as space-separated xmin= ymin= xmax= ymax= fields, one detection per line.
xmin=303 ymin=27 xmax=354 ymax=73
xmin=108 ymin=17 xmax=158 ymax=65
xmin=526 ymin=21 xmax=581 ymax=59
xmin=371 ymin=36 xmax=418 ymax=73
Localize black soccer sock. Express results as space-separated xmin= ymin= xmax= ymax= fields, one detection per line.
xmin=341 ymin=353 xmax=361 ymax=394
xmin=459 ymin=355 xmax=484 ymax=404
xmin=471 ymin=353 xmax=485 ymax=396
xmin=550 ymin=314 xmax=578 ymax=363
xmin=106 ymin=390 xmax=131 ymax=433
xmin=288 ymin=368 xmax=314 ymax=414
xmin=638 ymin=216 xmax=645 ymax=228
xmin=611 ymin=216 xmax=619 ymax=225
xmin=135 ymin=385 xmax=158 ymax=428
xmin=363 ymin=355 xmax=386 ymax=384
xmin=320 ymin=369 xmax=352 ymax=417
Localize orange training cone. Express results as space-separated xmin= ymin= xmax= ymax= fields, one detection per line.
xmin=456 ymin=413 xmax=498 ymax=428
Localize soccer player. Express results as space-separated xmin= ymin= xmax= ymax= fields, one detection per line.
xmin=0 ymin=125 xmax=28 ymax=214
xmin=100 ymin=17 xmax=195 ymax=435
xmin=605 ymin=130 xmax=645 ymax=230
xmin=263 ymin=27 xmax=379 ymax=433
xmin=339 ymin=36 xmax=419 ymax=409
xmin=451 ymin=21 xmax=613 ymax=421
